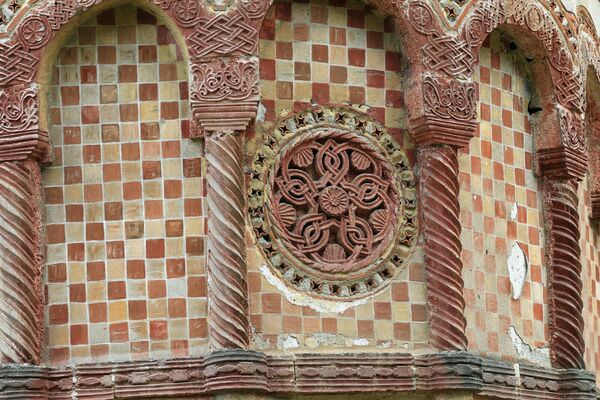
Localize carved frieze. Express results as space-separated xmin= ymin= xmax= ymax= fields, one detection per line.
xmin=249 ymin=107 xmax=417 ymax=298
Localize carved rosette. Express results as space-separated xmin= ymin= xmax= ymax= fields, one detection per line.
xmin=544 ymin=179 xmax=585 ymax=369
xmin=249 ymin=107 xmax=417 ymax=298
xmin=418 ymin=146 xmax=467 ymax=350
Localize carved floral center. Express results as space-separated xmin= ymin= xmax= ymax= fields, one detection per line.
xmin=269 ymin=132 xmax=399 ymax=275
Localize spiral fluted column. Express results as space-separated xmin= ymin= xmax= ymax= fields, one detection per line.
xmin=418 ymin=145 xmax=468 ymax=351
xmin=545 ymin=179 xmax=585 ymax=369
xmin=206 ymin=130 xmax=250 ymax=349
xmin=0 ymin=160 xmax=44 ymax=363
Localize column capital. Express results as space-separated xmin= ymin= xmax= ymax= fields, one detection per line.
xmin=190 ymin=57 xmax=259 ymax=135
xmin=0 ymin=84 xmax=49 ymax=162
xmin=409 ymin=74 xmax=477 ymax=148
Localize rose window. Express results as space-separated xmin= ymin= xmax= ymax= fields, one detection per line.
xmin=269 ymin=132 xmax=398 ymax=275
xmin=249 ymin=107 xmax=417 ymax=299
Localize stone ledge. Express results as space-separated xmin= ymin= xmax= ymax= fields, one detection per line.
xmin=0 ymin=351 xmax=596 ymax=399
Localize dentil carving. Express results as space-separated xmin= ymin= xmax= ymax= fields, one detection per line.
xmin=249 ymin=107 xmax=417 ymax=298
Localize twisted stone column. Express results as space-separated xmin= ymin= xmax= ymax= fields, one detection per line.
xmin=545 ymin=179 xmax=585 ymax=369
xmin=206 ymin=130 xmax=250 ymax=349
xmin=0 ymin=159 xmax=44 ymax=364
xmin=418 ymin=145 xmax=468 ymax=351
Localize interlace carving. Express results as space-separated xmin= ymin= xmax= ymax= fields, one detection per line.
xmin=270 ymin=131 xmax=397 ymax=274
xmin=187 ymin=12 xmax=258 ymax=59
xmin=249 ymin=107 xmax=417 ymax=298
xmin=409 ymin=2 xmax=475 ymax=77
xmin=0 ymin=41 xmax=38 ymax=85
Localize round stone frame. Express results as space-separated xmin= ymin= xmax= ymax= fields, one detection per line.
xmin=248 ymin=106 xmax=417 ymax=299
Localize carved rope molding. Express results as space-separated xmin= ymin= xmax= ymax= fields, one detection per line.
xmin=543 ymin=179 xmax=585 ymax=370
xmin=417 ymin=146 xmax=468 ymax=350
xmin=409 ymin=72 xmax=476 ymax=351
xmin=206 ymin=131 xmax=250 ymax=349
xmin=0 ymin=160 xmax=44 ymax=364
xmin=191 ymin=58 xmax=259 ymax=349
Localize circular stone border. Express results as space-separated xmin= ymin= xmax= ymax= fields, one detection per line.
xmin=248 ymin=106 xmax=417 ymax=299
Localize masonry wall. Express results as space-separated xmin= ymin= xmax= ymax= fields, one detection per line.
xmin=460 ymin=32 xmax=548 ymax=363
xmin=43 ymin=6 xmax=209 ymax=365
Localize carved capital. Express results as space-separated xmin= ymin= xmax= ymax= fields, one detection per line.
xmin=191 ymin=58 xmax=259 ymax=134
xmin=0 ymin=84 xmax=49 ymax=162
xmin=558 ymin=106 xmax=587 ymax=154
xmin=410 ymin=75 xmax=477 ymax=148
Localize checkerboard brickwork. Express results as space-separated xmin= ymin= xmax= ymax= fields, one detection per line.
xmin=43 ymin=6 xmax=208 ymax=366
xmin=460 ymin=32 xmax=548 ymax=360
xmin=580 ymin=179 xmax=600 ymax=382
xmin=248 ymin=0 xmax=428 ymax=351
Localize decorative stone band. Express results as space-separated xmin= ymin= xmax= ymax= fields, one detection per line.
xmin=1 ymin=351 xmax=596 ymax=399
xmin=543 ymin=179 xmax=585 ymax=370
xmin=206 ymin=131 xmax=250 ymax=349
xmin=0 ymin=160 xmax=44 ymax=365
xmin=190 ymin=58 xmax=259 ymax=134
xmin=418 ymin=146 xmax=468 ymax=351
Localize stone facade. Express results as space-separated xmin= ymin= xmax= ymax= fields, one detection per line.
xmin=0 ymin=0 xmax=599 ymax=398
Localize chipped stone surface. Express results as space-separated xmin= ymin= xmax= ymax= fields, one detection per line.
xmin=507 ymin=242 xmax=528 ymax=300
xmin=277 ymin=335 xmax=299 ymax=350
xmin=510 ymin=202 xmax=518 ymax=221
xmin=259 ymin=265 xmax=368 ymax=313
xmin=508 ymin=326 xmax=551 ymax=367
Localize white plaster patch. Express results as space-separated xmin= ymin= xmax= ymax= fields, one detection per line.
xmin=513 ymin=363 xmax=521 ymax=386
xmin=255 ymin=102 xmax=267 ymax=122
xmin=352 ymin=338 xmax=369 ymax=346
xmin=510 ymin=202 xmax=518 ymax=221
xmin=508 ymin=326 xmax=551 ymax=367
xmin=507 ymin=242 xmax=528 ymax=300
xmin=259 ymin=264 xmax=368 ymax=313
xmin=277 ymin=335 xmax=299 ymax=350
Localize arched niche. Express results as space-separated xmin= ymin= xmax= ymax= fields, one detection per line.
xmin=460 ymin=28 xmax=550 ymax=364
xmin=41 ymin=3 xmax=208 ymax=366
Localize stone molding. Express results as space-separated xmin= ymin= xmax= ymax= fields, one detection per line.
xmin=0 ymin=351 xmax=596 ymax=399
